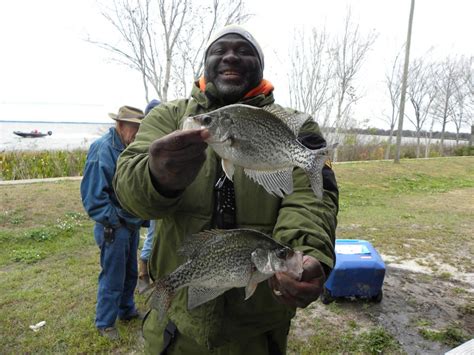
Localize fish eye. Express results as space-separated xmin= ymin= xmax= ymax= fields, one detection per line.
xmin=202 ymin=115 xmax=212 ymax=125
xmin=276 ymin=248 xmax=288 ymax=259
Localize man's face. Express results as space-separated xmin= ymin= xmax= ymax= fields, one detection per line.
xmin=117 ymin=121 xmax=140 ymax=146
xmin=204 ymin=34 xmax=263 ymax=103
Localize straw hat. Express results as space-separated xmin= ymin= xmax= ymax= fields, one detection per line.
xmin=108 ymin=106 xmax=145 ymax=124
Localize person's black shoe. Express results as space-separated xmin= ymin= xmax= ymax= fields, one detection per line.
xmin=119 ymin=310 xmax=145 ymax=322
xmin=98 ymin=327 xmax=119 ymax=340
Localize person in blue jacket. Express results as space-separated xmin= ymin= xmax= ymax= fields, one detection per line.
xmin=80 ymin=105 xmax=148 ymax=340
xmin=138 ymin=99 xmax=161 ymax=294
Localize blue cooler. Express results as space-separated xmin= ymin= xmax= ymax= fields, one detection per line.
xmin=321 ymin=239 xmax=386 ymax=304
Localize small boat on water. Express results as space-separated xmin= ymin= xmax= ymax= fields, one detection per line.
xmin=13 ymin=130 xmax=53 ymax=138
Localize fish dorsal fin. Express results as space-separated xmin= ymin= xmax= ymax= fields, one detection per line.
xmin=187 ymin=286 xmax=231 ymax=310
xmin=262 ymin=105 xmax=309 ymax=136
xmin=178 ymin=230 xmax=224 ymax=257
xmin=244 ymin=168 xmax=294 ymax=198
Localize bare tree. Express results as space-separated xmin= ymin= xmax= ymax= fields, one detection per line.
xmin=382 ymin=48 xmax=404 ymax=159
xmin=331 ymin=9 xmax=377 ymax=160
xmin=449 ymin=56 xmax=473 ymax=144
xmin=88 ymin=0 xmax=250 ymax=103
xmin=431 ymin=56 xmax=465 ymax=156
xmin=288 ymin=27 xmax=335 ymax=131
xmin=285 ymin=9 xmax=376 ymax=157
xmin=406 ymin=57 xmax=437 ymax=158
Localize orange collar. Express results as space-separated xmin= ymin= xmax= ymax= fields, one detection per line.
xmin=198 ymin=77 xmax=274 ymax=99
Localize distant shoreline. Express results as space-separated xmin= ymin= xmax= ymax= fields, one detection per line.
xmin=0 ymin=120 xmax=112 ymax=125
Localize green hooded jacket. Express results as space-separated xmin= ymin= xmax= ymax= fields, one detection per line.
xmin=114 ymin=81 xmax=338 ymax=350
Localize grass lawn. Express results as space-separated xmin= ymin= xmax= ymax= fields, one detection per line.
xmin=335 ymin=157 xmax=474 ymax=272
xmin=1 ymin=157 xmax=473 ymax=353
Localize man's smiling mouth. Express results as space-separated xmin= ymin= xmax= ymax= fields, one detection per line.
xmin=220 ymin=70 xmax=242 ymax=79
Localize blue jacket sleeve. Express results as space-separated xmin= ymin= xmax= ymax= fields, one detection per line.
xmin=80 ymin=147 xmax=122 ymax=228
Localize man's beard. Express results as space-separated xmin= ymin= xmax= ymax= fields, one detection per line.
xmin=214 ymin=79 xmax=250 ymax=104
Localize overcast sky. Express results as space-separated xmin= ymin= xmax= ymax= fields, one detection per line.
xmin=0 ymin=0 xmax=472 ymax=131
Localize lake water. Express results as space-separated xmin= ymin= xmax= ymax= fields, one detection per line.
xmin=1 ymin=121 xmax=114 ymax=151
xmin=0 ymin=121 xmax=467 ymax=152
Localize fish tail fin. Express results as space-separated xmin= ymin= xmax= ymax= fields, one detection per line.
xmin=147 ymin=277 xmax=175 ymax=321
xmin=304 ymin=143 xmax=338 ymax=199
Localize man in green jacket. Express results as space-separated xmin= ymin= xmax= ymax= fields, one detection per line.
xmin=114 ymin=25 xmax=338 ymax=354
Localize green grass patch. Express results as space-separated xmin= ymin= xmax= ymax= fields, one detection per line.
xmin=337 ymin=157 xmax=474 ymax=212
xmin=388 ymin=173 xmax=474 ymax=194
xmin=288 ymin=321 xmax=399 ymax=354
xmin=0 ymin=180 xmax=149 ymax=353
xmin=418 ymin=324 xmax=470 ymax=347
xmin=452 ymin=287 xmax=468 ymax=295
xmin=10 ymin=248 xmax=46 ymax=263
xmin=0 ymin=210 xmax=26 ymax=225
xmin=0 ymin=210 xmax=91 ymax=267
xmin=438 ymin=272 xmax=452 ymax=281
xmin=414 ymin=319 xmax=432 ymax=327
xmin=457 ymin=302 xmax=474 ymax=316
xmin=334 ymin=157 xmax=474 ymax=270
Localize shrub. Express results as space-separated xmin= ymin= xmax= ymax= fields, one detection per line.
xmin=0 ymin=150 xmax=87 ymax=180
xmin=454 ymin=145 xmax=474 ymax=156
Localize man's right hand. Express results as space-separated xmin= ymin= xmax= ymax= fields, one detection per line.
xmin=148 ymin=129 xmax=210 ymax=195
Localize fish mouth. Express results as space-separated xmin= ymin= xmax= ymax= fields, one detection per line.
xmin=182 ymin=116 xmax=202 ymax=130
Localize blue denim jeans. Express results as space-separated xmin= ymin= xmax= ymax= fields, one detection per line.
xmin=140 ymin=220 xmax=156 ymax=261
xmin=94 ymin=223 xmax=139 ymax=328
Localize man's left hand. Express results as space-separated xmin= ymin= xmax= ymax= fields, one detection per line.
xmin=268 ymin=255 xmax=326 ymax=308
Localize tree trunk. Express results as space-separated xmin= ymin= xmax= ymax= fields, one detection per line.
xmin=470 ymin=125 xmax=473 ymax=147
xmin=395 ymin=0 xmax=415 ymax=163
xmin=332 ymin=106 xmax=342 ymax=162
xmin=425 ymin=119 xmax=434 ymax=158
xmin=385 ymin=126 xmax=395 ymax=160
xmin=440 ymin=116 xmax=448 ymax=156
xmin=416 ymin=134 xmax=420 ymax=158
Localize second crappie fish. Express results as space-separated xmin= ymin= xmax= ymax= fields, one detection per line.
xmin=150 ymin=229 xmax=303 ymax=319
xmin=183 ymin=104 xmax=335 ymax=198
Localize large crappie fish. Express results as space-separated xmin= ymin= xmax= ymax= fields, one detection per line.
xmin=150 ymin=229 xmax=303 ymax=319
xmin=183 ymin=104 xmax=336 ymax=198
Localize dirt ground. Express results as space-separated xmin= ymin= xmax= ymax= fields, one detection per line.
xmin=291 ymin=263 xmax=474 ymax=354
